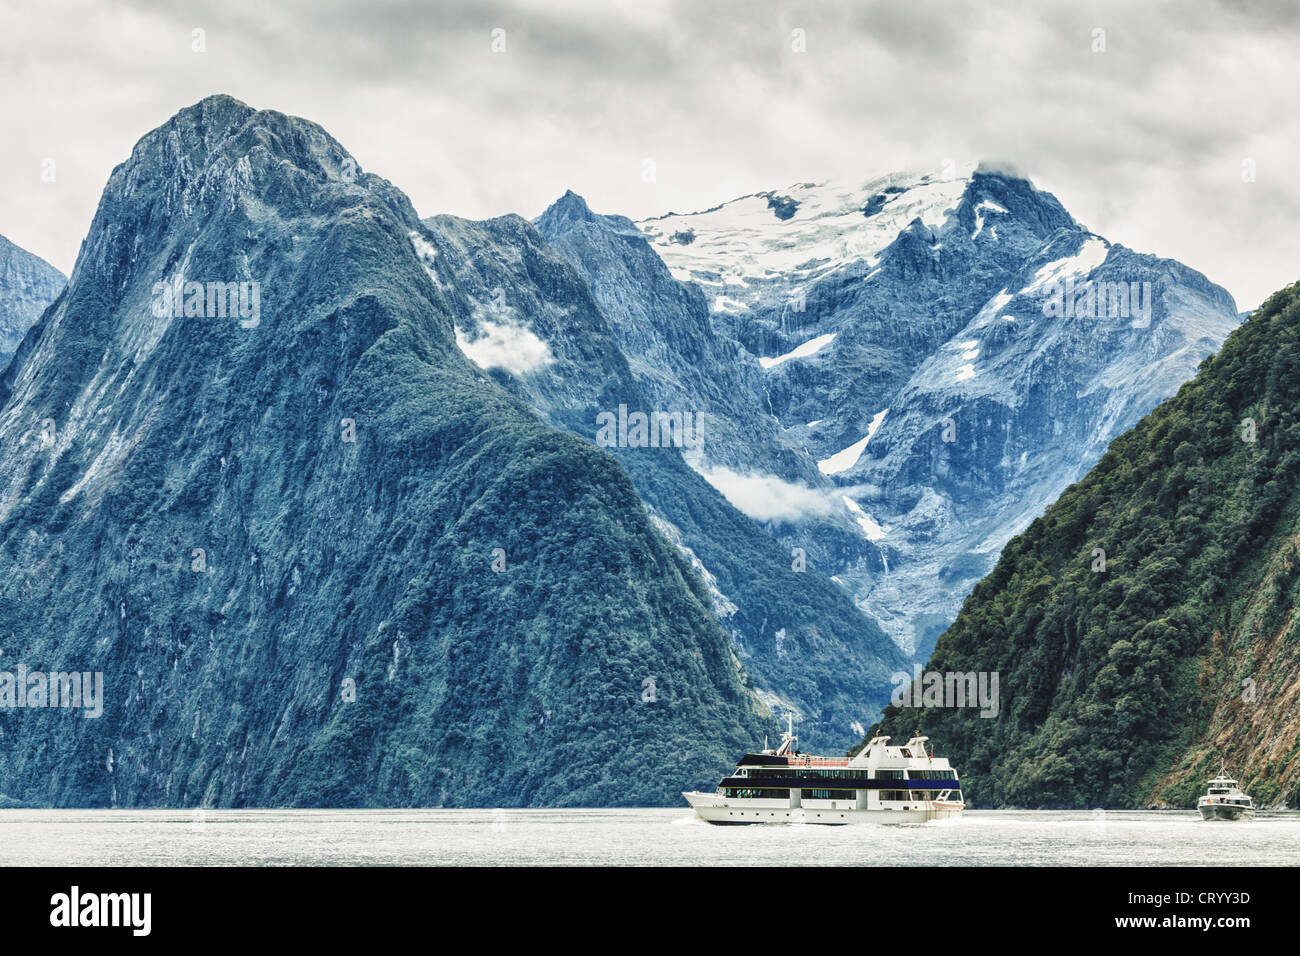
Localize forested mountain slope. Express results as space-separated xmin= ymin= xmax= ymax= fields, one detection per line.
xmin=0 ymin=96 xmax=775 ymax=808
xmin=873 ymin=282 xmax=1300 ymax=809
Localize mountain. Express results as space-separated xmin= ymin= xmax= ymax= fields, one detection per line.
xmin=0 ymin=95 xmax=777 ymax=808
xmin=873 ymin=282 xmax=1300 ymax=809
xmin=0 ymin=234 xmax=64 ymax=368
xmin=0 ymin=96 xmax=1252 ymax=810
xmin=627 ymin=165 xmax=1240 ymax=659
xmin=533 ymin=190 xmax=811 ymax=480
xmin=416 ymin=204 xmax=908 ymax=751
xmin=538 ymin=192 xmax=878 ymax=582
xmin=433 ymin=168 xmax=1236 ymax=751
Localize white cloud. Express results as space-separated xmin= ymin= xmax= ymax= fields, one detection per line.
xmin=695 ymin=466 xmax=838 ymax=523
xmin=3 ymin=1 xmax=1299 ymax=309
xmin=695 ymin=467 xmax=893 ymax=539
xmin=454 ymin=319 xmax=553 ymax=376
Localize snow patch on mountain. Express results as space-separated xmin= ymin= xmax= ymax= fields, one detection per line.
xmin=842 ymin=495 xmax=888 ymax=540
xmin=638 ymin=168 xmax=974 ymax=301
xmin=1026 ymin=236 xmax=1110 ymax=292
xmin=819 ymin=435 xmax=871 ymax=475
xmin=978 ymin=290 xmax=1014 ymax=320
xmin=818 ymin=409 xmax=888 ymax=475
xmin=866 ymin=409 xmax=889 ymax=441
xmin=760 ymin=332 xmax=836 ymax=368
xmin=971 ymin=199 xmax=1008 ymax=239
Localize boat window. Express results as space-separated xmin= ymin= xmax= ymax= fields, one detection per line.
xmin=880 ymin=789 xmax=908 ymax=801
xmin=723 ymin=788 xmax=790 ymax=799
xmin=877 ymin=769 xmax=905 ymax=779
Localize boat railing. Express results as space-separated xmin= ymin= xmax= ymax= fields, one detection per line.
xmin=786 ymin=757 xmax=851 ymax=767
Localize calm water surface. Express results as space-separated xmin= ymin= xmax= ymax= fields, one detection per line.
xmin=2 ymin=808 xmax=1298 ymax=866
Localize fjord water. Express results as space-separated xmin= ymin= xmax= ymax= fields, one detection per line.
xmin=2 ymin=809 xmax=1297 ymax=866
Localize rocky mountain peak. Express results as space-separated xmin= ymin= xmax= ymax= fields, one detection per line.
xmin=0 ymin=234 xmax=65 ymax=368
xmin=535 ymin=189 xmax=599 ymax=232
xmin=0 ymin=96 xmax=778 ymax=809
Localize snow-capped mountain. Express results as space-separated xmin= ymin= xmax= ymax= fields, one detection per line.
xmin=534 ymin=190 xmax=814 ymax=482
xmin=625 ymin=163 xmax=1239 ymax=657
xmin=641 ymin=172 xmax=973 ymax=303
xmin=0 ymin=234 xmax=64 ymax=368
xmin=420 ymin=201 xmax=908 ymax=752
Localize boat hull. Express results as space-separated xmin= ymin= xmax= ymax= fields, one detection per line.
xmin=683 ymin=791 xmax=963 ymax=825
xmin=1198 ymin=803 xmax=1254 ymax=821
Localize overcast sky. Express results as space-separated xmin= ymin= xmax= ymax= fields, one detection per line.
xmin=2 ymin=0 xmax=1298 ymax=309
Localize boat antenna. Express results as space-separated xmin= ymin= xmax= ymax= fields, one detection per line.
xmin=775 ymin=710 xmax=797 ymax=756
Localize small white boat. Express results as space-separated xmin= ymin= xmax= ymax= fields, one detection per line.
xmin=683 ymin=713 xmax=964 ymax=825
xmin=1197 ymin=766 xmax=1254 ymax=821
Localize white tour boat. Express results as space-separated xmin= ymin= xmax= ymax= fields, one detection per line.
xmin=683 ymin=714 xmax=964 ymax=824
xmin=1197 ymin=767 xmax=1255 ymax=821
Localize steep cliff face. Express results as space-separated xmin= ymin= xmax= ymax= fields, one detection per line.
xmin=534 ymin=191 xmax=811 ymax=481
xmin=417 ymin=207 xmax=908 ymax=751
xmin=0 ymin=95 xmax=776 ymax=808
xmin=874 ymin=282 xmax=1300 ymax=809
xmin=459 ymin=170 xmax=1240 ymax=750
xmin=536 ymin=193 xmax=876 ymax=582
xmin=633 ymin=167 xmax=1240 ymax=659
xmin=0 ymin=234 xmax=65 ymax=368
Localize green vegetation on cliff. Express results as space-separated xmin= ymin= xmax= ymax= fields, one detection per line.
xmin=0 ymin=96 xmax=776 ymax=808
xmin=872 ymin=282 xmax=1300 ymax=808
